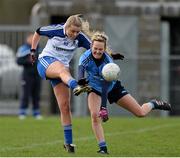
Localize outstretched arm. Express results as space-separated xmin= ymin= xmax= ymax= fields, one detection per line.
xmin=78 ymin=65 xmax=85 ymax=80
xmin=101 ymin=80 xmax=109 ymax=108
xmin=77 ymin=65 xmax=89 ymax=85
xmin=106 ymin=47 xmax=124 ymax=60
xmin=99 ymin=81 xmax=110 ymax=122
xmin=30 ymin=32 xmax=40 ymax=64
xmin=31 ymin=32 xmax=40 ymax=51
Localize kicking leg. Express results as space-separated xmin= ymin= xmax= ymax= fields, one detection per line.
xmin=116 ymin=94 xmax=154 ymax=117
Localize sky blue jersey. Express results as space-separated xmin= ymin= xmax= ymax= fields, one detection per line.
xmin=79 ymin=49 xmax=116 ymax=93
xmin=37 ymin=24 xmax=91 ymax=67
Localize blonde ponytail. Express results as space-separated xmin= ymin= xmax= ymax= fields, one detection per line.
xmin=65 ymin=14 xmax=113 ymax=55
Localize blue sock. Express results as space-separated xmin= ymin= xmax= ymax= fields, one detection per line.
xmin=99 ymin=141 xmax=107 ymax=148
xmin=64 ymin=124 xmax=73 ymax=144
xmin=67 ymin=79 xmax=78 ymax=90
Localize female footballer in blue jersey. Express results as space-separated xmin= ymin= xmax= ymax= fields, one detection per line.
xmin=30 ymin=14 xmax=94 ymax=153
xmin=77 ymin=32 xmax=171 ymax=154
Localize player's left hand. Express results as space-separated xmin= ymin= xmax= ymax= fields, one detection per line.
xmin=111 ymin=53 xmax=124 ymax=60
xmin=99 ymin=107 xmax=109 ymax=122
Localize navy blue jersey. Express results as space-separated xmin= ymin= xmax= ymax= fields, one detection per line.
xmin=37 ymin=24 xmax=91 ymax=67
xmin=79 ymin=49 xmax=116 ymax=93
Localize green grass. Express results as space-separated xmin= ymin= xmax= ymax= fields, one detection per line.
xmin=0 ymin=116 xmax=180 ymax=157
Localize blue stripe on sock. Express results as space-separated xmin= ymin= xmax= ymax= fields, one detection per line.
xmin=64 ymin=124 xmax=73 ymax=144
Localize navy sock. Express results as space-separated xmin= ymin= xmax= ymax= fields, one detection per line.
xmin=67 ymin=79 xmax=78 ymax=90
xmin=99 ymin=141 xmax=107 ymax=148
xmin=64 ymin=124 xmax=73 ymax=144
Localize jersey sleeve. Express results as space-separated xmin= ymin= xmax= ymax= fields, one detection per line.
xmin=78 ymin=53 xmax=89 ymax=80
xmin=101 ymin=81 xmax=111 ymax=108
xmin=36 ymin=24 xmax=64 ymax=38
xmin=77 ymin=32 xmax=91 ymax=50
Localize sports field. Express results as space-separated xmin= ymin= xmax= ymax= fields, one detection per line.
xmin=0 ymin=116 xmax=180 ymax=157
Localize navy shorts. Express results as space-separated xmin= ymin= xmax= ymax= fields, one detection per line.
xmin=108 ymin=80 xmax=128 ymax=104
xmin=37 ymin=56 xmax=62 ymax=87
xmin=89 ymin=81 xmax=128 ymax=104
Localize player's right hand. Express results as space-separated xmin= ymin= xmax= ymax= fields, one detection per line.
xmin=29 ymin=49 xmax=36 ymax=65
xmin=99 ymin=107 xmax=109 ymax=122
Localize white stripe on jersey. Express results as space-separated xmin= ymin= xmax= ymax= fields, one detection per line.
xmin=39 ymin=58 xmax=49 ymax=68
xmin=40 ymin=25 xmax=63 ymax=32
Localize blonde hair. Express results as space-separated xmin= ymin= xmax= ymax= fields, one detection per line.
xmin=91 ymin=31 xmax=113 ymax=55
xmin=91 ymin=32 xmax=108 ymax=48
xmin=65 ymin=14 xmax=82 ymax=28
xmin=65 ymin=14 xmax=113 ymax=55
xmin=65 ymin=14 xmax=93 ymax=38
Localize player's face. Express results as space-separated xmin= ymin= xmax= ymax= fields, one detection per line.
xmin=66 ymin=25 xmax=81 ymax=40
xmin=91 ymin=41 xmax=105 ymax=59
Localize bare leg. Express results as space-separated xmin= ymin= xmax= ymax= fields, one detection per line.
xmin=46 ymin=61 xmax=73 ymax=84
xmin=53 ymin=82 xmax=75 ymax=152
xmin=116 ymin=94 xmax=152 ymax=117
xmin=53 ymin=83 xmax=71 ymax=125
xmin=88 ymin=92 xmax=105 ymax=142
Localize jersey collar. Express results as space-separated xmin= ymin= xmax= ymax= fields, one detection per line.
xmin=63 ymin=24 xmax=68 ymax=37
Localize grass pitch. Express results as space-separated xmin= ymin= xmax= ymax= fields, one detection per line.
xmin=0 ymin=116 xmax=180 ymax=157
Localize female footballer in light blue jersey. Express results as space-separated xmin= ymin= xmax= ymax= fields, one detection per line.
xmin=77 ymin=32 xmax=171 ymax=154
xmin=30 ymin=14 xmax=92 ymax=153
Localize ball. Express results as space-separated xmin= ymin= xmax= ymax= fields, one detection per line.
xmin=102 ymin=63 xmax=121 ymax=81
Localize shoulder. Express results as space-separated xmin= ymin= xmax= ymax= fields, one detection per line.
xmin=38 ymin=24 xmax=65 ymax=37
xmin=80 ymin=49 xmax=91 ymax=58
xmin=77 ymin=32 xmax=91 ymax=42
xmin=79 ymin=49 xmax=92 ymax=64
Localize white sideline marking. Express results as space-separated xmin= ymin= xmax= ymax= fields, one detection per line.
xmin=0 ymin=123 xmax=178 ymax=152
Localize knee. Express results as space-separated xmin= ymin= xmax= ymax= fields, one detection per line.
xmin=91 ymin=112 xmax=99 ymax=123
xmin=134 ymin=110 xmax=146 ymax=117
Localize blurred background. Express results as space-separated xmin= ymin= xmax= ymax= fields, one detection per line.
xmin=0 ymin=0 xmax=180 ymax=117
